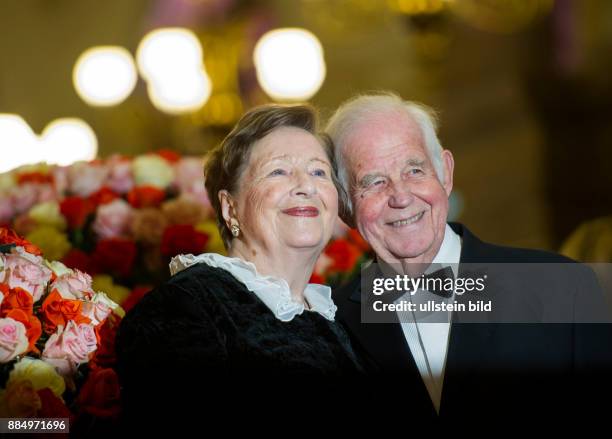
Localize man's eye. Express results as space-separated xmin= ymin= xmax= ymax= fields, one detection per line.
xmin=409 ymin=168 xmax=423 ymax=175
xmin=268 ymin=169 xmax=287 ymax=176
xmin=311 ymin=169 xmax=327 ymax=177
xmin=369 ymin=178 xmax=386 ymax=187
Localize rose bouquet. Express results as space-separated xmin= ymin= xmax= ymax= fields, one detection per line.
xmin=0 ymin=227 xmax=123 ymax=432
xmin=0 ymin=151 xmax=225 ymax=307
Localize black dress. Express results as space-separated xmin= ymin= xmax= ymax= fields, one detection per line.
xmin=115 ymin=262 xmax=364 ymax=429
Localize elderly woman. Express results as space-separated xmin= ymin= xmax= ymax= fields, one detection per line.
xmin=115 ymin=104 xmax=363 ymax=428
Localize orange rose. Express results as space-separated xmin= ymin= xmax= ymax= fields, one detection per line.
xmin=5 ymin=309 xmax=42 ymax=354
xmin=0 ymin=227 xmax=42 ymax=256
xmin=41 ymin=290 xmax=91 ymax=334
xmin=0 ymin=287 xmax=34 ymax=317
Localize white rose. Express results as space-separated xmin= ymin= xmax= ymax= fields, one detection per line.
xmin=132 ymin=155 xmax=174 ymax=189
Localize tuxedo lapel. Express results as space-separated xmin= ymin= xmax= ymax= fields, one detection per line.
xmin=439 ymin=223 xmax=498 ymax=414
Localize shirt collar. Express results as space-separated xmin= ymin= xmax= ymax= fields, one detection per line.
xmin=169 ymin=253 xmax=337 ymax=322
xmin=430 ymin=224 xmax=462 ymax=278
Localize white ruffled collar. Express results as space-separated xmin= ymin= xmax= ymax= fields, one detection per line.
xmin=169 ymin=253 xmax=337 ymax=322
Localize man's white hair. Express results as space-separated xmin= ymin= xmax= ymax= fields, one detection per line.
xmin=325 ymin=91 xmax=445 ymax=218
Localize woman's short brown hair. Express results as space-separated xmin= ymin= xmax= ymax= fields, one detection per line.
xmin=204 ymin=104 xmax=349 ymax=248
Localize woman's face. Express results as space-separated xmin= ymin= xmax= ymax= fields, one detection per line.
xmin=231 ymin=126 xmax=338 ymax=254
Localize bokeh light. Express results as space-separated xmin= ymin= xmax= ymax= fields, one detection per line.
xmin=40 ymin=118 xmax=98 ymax=166
xmin=0 ymin=114 xmax=38 ymax=173
xmin=136 ymin=27 xmax=211 ymax=114
xmin=73 ymin=46 xmax=137 ymax=106
xmin=253 ymin=28 xmax=326 ymax=101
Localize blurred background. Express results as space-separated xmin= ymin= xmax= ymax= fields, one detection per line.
xmin=1 ymin=0 xmax=611 ymax=257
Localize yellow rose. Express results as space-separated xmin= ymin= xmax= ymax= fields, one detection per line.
xmin=196 ymin=220 xmax=226 ymax=255
xmin=132 ymin=155 xmax=174 ymax=189
xmin=28 ymin=201 xmax=67 ymax=230
xmin=92 ymin=275 xmax=130 ymax=311
xmin=0 ymin=172 xmax=16 ymax=191
xmin=44 ymin=260 xmax=73 ymax=277
xmin=26 ymin=226 xmax=71 ymax=261
xmin=7 ymin=357 xmax=65 ymax=398
xmin=0 ymin=380 xmax=42 ymax=417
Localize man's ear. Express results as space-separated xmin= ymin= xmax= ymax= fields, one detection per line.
xmin=219 ymin=190 xmax=235 ymax=229
xmin=441 ymin=149 xmax=454 ymax=196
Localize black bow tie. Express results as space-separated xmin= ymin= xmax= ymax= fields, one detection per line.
xmin=421 ymin=266 xmax=455 ymax=298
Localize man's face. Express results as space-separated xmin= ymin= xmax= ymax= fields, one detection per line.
xmin=344 ymin=111 xmax=454 ymax=265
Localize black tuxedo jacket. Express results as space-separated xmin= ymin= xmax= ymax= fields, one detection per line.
xmin=334 ymin=223 xmax=612 ymax=423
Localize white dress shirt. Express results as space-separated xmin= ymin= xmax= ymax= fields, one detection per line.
xmin=169 ymin=252 xmax=337 ymax=322
xmin=397 ymin=224 xmax=462 ymax=413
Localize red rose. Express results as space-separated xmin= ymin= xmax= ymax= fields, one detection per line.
xmin=160 ymin=224 xmax=208 ymax=258
xmin=121 ymin=285 xmax=152 ymax=313
xmin=91 ymin=238 xmax=137 ymax=278
xmin=0 ymin=286 xmax=34 ymax=317
xmin=91 ymin=313 xmax=122 ymax=369
xmin=156 ymin=149 xmax=181 ymax=163
xmin=76 ymin=368 xmax=121 ymax=419
xmin=88 ymin=186 xmax=119 ymax=206
xmin=127 ymin=186 xmax=166 ymax=208
xmin=324 ymin=239 xmax=362 ymax=273
xmin=62 ymin=248 xmax=98 ymax=275
xmin=16 ymin=171 xmax=54 ymax=185
xmin=0 ymin=227 xmax=42 ymax=255
xmin=41 ymin=290 xmax=91 ymax=334
xmin=5 ymin=308 xmax=42 ymax=354
xmin=37 ymin=387 xmax=73 ymax=419
xmin=347 ymin=228 xmax=371 ymax=252
xmin=60 ymin=197 xmax=95 ymax=230
xmin=309 ymin=273 xmax=325 ymax=285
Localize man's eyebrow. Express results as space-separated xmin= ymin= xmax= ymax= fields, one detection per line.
xmin=405 ymin=158 xmax=426 ymax=167
xmin=358 ymin=173 xmax=384 ymax=187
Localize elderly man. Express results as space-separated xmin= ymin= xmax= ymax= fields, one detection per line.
xmin=326 ymin=92 xmax=611 ymax=421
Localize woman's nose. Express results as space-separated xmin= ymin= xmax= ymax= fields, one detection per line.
xmin=291 ymin=171 xmax=316 ymax=197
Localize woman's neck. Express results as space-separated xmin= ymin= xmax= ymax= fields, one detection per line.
xmin=228 ymin=241 xmax=320 ymax=305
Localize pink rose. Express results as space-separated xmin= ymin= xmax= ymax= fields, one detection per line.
xmin=52 ymin=166 xmax=69 ymax=195
xmin=92 ymin=199 xmax=134 ymax=239
xmin=42 ymin=321 xmax=97 ymax=374
xmin=9 ymin=183 xmax=39 ymax=214
xmin=36 ymin=183 xmax=58 ymax=203
xmin=3 ymin=247 xmax=52 ymax=302
xmin=173 ymin=158 xmax=211 ymax=206
xmin=0 ymin=193 xmax=15 ymax=224
xmin=68 ymin=163 xmax=108 ymax=197
xmin=0 ymin=317 xmax=29 ymax=362
xmin=106 ymin=155 xmax=134 ymax=194
xmin=81 ymin=301 xmax=112 ymax=327
xmin=50 ymin=270 xmax=95 ymax=300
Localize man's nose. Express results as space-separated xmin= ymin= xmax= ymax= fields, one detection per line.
xmin=388 ymin=182 xmax=414 ymax=208
xmin=291 ymin=171 xmax=316 ymax=197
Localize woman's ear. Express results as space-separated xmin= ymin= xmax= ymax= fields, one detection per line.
xmin=219 ymin=190 xmax=235 ymax=229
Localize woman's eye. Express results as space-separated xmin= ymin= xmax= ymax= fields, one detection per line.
xmin=369 ymin=178 xmax=386 ymax=188
xmin=268 ymin=169 xmax=287 ymax=176
xmin=311 ymin=169 xmax=327 ymax=177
